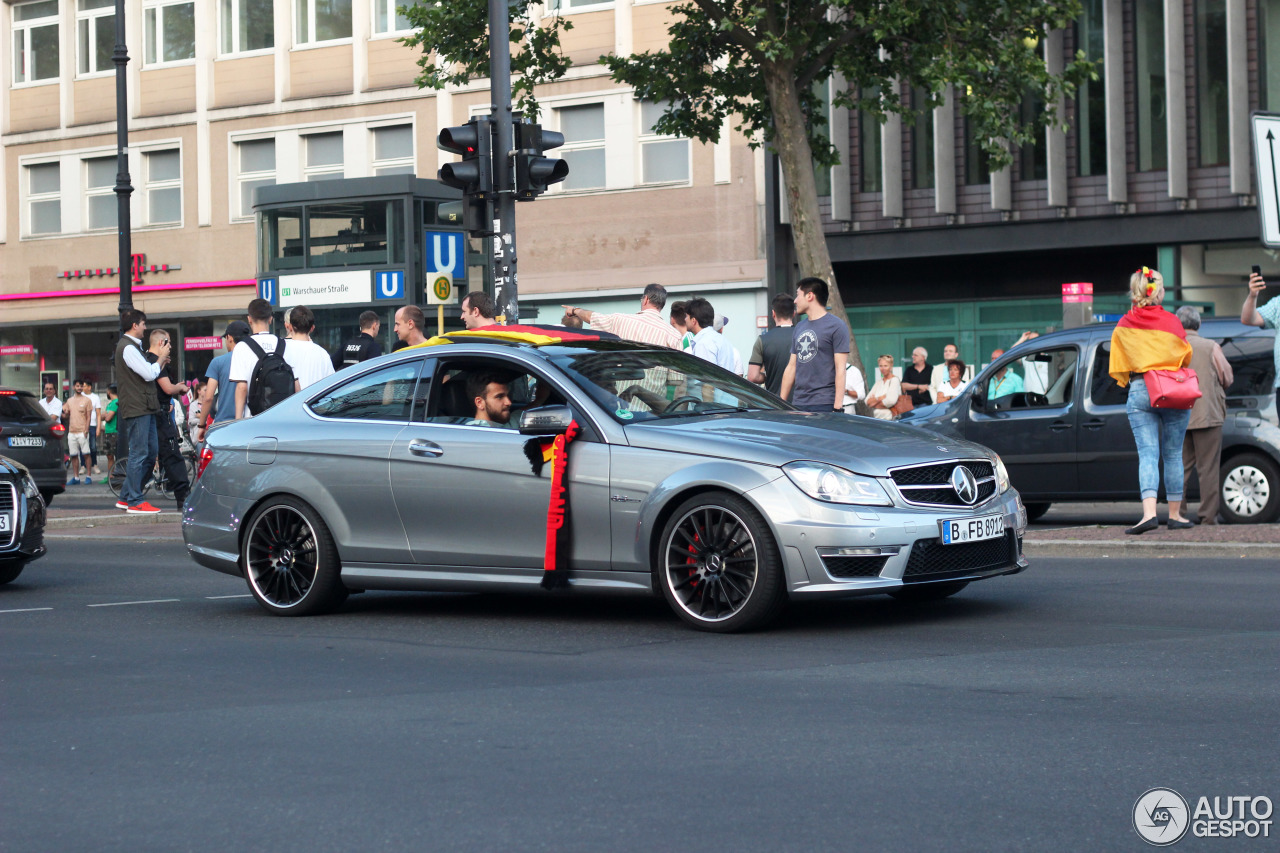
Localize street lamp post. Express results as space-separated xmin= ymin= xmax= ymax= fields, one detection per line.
xmin=113 ymin=0 xmax=134 ymax=314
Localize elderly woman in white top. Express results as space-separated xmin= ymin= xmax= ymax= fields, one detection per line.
xmin=933 ymin=358 xmax=969 ymax=403
xmin=865 ymin=354 xmax=901 ymax=420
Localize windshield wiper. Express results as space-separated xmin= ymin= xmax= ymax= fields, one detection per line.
xmin=658 ymin=406 xmax=755 ymax=418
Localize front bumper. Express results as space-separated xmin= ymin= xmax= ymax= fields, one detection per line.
xmin=746 ymin=478 xmax=1027 ymax=599
xmin=0 ymin=488 xmax=47 ymax=564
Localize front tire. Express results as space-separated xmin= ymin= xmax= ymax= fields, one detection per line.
xmin=241 ymin=496 xmax=348 ymax=616
xmin=1219 ymin=453 xmax=1280 ymax=524
xmin=657 ymin=492 xmax=786 ymax=632
xmin=0 ymin=561 xmax=25 ymax=585
xmin=1023 ymin=502 xmax=1051 ymax=523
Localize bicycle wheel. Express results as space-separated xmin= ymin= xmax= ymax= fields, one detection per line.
xmin=155 ymin=463 xmax=173 ymax=498
xmin=109 ymin=458 xmax=128 ymax=497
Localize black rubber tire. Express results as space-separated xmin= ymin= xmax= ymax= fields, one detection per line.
xmin=38 ymin=491 xmax=55 ymax=507
xmin=656 ymin=491 xmax=787 ymax=633
xmin=889 ymin=581 xmax=969 ymax=602
xmin=0 ymin=561 xmax=25 ymax=585
xmin=1219 ymin=452 xmax=1280 ymax=524
xmin=241 ymin=496 xmax=348 ymax=616
xmin=1023 ymin=503 xmax=1052 ymax=523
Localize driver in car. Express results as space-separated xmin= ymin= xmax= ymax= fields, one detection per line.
xmin=986 ymin=349 xmax=1025 ymax=398
xmin=464 ymin=371 xmax=515 ymax=428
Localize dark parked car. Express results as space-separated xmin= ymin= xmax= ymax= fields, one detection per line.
xmin=0 ymin=456 xmax=48 ymax=584
xmin=901 ymin=318 xmax=1280 ymax=523
xmin=0 ymin=388 xmax=65 ymax=505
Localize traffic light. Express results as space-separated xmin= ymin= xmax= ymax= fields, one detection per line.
xmin=514 ymin=122 xmax=569 ymax=200
xmin=437 ymin=116 xmax=494 ymax=235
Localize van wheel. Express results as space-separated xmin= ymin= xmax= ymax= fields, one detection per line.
xmin=1219 ymin=453 xmax=1280 ymax=524
xmin=1023 ymin=503 xmax=1051 ymax=523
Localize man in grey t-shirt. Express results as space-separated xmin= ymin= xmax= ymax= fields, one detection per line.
xmin=779 ymin=277 xmax=850 ymax=412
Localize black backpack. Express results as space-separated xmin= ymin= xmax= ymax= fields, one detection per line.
xmin=244 ymin=337 xmax=296 ymax=414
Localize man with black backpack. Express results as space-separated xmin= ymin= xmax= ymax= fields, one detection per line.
xmin=231 ymin=298 xmax=301 ymax=419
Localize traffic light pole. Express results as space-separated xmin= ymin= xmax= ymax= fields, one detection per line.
xmin=488 ymin=0 xmax=518 ymax=324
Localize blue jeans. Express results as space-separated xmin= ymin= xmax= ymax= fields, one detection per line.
xmin=121 ymin=414 xmax=158 ymax=506
xmin=1126 ymin=377 xmax=1192 ymax=501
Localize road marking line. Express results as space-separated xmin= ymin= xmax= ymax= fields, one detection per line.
xmin=87 ymin=598 xmax=181 ymax=608
xmin=206 ymin=594 xmax=253 ymax=600
xmin=0 ymin=607 xmax=53 ymax=613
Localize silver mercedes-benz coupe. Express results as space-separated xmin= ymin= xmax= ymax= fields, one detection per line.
xmin=183 ymin=334 xmax=1028 ymax=632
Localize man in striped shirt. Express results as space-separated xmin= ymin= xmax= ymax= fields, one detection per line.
xmin=562 ymin=284 xmax=682 ymax=350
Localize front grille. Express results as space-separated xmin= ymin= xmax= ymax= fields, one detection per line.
xmin=889 ymin=459 xmax=997 ymax=508
xmin=0 ymin=483 xmax=16 ymax=548
xmin=903 ymin=531 xmax=1016 ymax=580
xmin=821 ymin=555 xmax=889 ymax=578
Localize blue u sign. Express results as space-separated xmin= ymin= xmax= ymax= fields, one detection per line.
xmin=375 ymin=270 xmax=405 ymax=300
xmin=424 ymin=230 xmax=466 ymax=280
xmin=258 ymin=278 xmax=277 ymax=304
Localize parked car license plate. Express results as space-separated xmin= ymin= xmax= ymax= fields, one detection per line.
xmin=940 ymin=513 xmax=1004 ymax=545
xmin=7 ymin=437 xmax=44 ymax=448
xmin=0 ymin=514 xmax=9 ymax=532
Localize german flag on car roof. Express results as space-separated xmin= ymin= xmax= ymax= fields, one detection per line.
xmin=410 ymin=324 xmax=619 ymax=350
xmin=1108 ymin=306 xmax=1192 ymax=387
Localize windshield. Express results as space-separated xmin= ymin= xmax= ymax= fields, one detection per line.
xmin=549 ymin=349 xmax=789 ymax=423
xmin=0 ymin=393 xmax=50 ymax=421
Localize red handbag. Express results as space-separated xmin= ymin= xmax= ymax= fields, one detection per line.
xmin=1146 ymin=368 xmax=1201 ymax=409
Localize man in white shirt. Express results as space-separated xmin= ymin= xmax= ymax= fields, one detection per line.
xmin=685 ymin=297 xmax=737 ymax=372
xmin=842 ymin=364 xmax=866 ymax=413
xmin=284 ymin=305 xmax=336 ymax=389
xmin=562 ymin=283 xmax=682 ymax=349
xmin=38 ymin=382 xmax=62 ymax=418
xmin=232 ymin=298 xmax=301 ymax=419
xmin=82 ymin=379 xmax=103 ymax=476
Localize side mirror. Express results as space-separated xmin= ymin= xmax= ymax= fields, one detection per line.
xmin=519 ymin=404 xmax=574 ymax=435
xmin=970 ymin=389 xmax=986 ymax=412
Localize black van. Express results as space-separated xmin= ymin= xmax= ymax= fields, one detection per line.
xmin=900 ymin=318 xmax=1280 ymax=524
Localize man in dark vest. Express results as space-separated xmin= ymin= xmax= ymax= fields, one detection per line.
xmin=114 ymin=309 xmax=168 ymax=514
xmin=747 ymin=293 xmax=796 ymax=397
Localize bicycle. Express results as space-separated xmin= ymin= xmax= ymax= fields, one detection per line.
xmin=108 ymin=452 xmax=196 ymax=500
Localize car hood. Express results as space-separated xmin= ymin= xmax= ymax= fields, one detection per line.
xmin=622 ymin=410 xmax=992 ymax=475
xmin=0 ymin=454 xmax=31 ymax=481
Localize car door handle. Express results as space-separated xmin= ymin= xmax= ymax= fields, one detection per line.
xmin=1048 ymin=421 xmax=1072 ymax=432
xmin=407 ymin=439 xmax=444 ymax=458
xmin=1082 ymin=419 xmax=1106 ymax=430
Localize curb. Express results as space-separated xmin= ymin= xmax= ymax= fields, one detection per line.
xmin=1023 ymin=539 xmax=1280 ymax=559
xmin=46 ymin=512 xmax=182 ymax=530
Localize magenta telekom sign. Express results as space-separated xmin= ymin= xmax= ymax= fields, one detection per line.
xmin=0 ymin=345 xmax=36 ymax=356
xmin=183 ymin=336 xmax=224 ymax=351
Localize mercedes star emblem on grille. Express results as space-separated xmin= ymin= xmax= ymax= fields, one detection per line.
xmin=950 ymin=465 xmax=978 ymax=505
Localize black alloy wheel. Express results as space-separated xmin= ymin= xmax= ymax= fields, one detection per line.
xmin=658 ymin=492 xmax=786 ymax=632
xmin=242 ymin=496 xmax=347 ymax=616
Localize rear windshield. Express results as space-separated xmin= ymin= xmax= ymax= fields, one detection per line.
xmin=0 ymin=393 xmax=51 ymax=421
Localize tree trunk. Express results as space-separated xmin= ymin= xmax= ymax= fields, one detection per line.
xmin=760 ymin=62 xmax=863 ymax=378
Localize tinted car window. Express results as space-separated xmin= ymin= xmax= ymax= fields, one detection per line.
xmin=1216 ymin=335 xmax=1276 ymax=397
xmin=982 ymin=346 xmax=1077 ymax=410
xmin=1090 ymin=343 xmax=1128 ymax=407
xmin=309 ymin=361 xmax=422 ymax=421
xmin=0 ymin=392 xmax=50 ymax=421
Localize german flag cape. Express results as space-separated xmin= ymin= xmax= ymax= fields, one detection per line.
xmin=541 ymin=420 xmax=580 ymax=590
xmin=1108 ymin=306 xmax=1191 ymax=387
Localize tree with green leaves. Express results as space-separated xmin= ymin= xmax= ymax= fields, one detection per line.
xmin=404 ymin=0 xmax=1093 ymax=371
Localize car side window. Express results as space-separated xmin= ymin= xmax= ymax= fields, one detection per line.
xmin=1090 ymin=343 xmax=1128 ymax=407
xmin=309 ymin=360 xmax=423 ymax=422
xmin=983 ymin=346 xmax=1077 ymax=410
xmin=1217 ymin=334 xmax=1276 ymax=397
xmin=418 ymin=357 xmax=568 ymax=426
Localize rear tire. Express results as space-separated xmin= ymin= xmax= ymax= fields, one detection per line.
xmin=889 ymin=581 xmax=969 ymax=602
xmin=1219 ymin=453 xmax=1280 ymax=524
xmin=241 ymin=496 xmax=348 ymax=616
xmin=1023 ymin=503 xmax=1051 ymax=523
xmin=656 ymin=492 xmax=787 ymax=633
xmin=0 ymin=561 xmax=25 ymax=585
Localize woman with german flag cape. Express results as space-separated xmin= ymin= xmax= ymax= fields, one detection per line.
xmin=1108 ymin=267 xmax=1196 ymax=535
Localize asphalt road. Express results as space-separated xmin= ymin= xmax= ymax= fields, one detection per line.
xmin=3 ymin=540 xmax=1277 ymax=852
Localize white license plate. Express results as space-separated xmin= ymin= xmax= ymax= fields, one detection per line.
xmin=7 ymin=437 xmax=44 ymax=448
xmin=0 ymin=515 xmax=10 ymax=533
xmin=940 ymin=513 xmax=1004 ymax=545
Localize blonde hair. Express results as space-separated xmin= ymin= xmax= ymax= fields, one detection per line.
xmin=877 ymin=354 xmax=894 ymax=366
xmin=1129 ymin=267 xmax=1165 ymax=307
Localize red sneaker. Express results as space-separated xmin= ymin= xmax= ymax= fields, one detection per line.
xmin=126 ymin=501 xmax=163 ymax=515
xmin=115 ymin=500 xmax=128 ymax=510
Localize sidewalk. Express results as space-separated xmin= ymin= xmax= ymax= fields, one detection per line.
xmin=45 ymin=479 xmax=183 ymax=540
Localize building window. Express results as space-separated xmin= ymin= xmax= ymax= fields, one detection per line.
xmin=372 ymin=0 xmax=409 ymax=34
xmin=85 ymin=157 xmax=118 ymax=230
xmin=1264 ymin=0 xmax=1280 ymax=111
xmin=144 ymin=149 xmax=182 ymax=225
xmin=911 ymin=88 xmax=934 ymax=190
xmin=304 ymin=133 xmax=345 ymax=181
xmin=546 ymin=0 xmax=612 ymax=10
xmin=77 ymin=0 xmax=116 ymax=76
xmin=296 ymin=0 xmax=352 ymax=45
xmin=26 ymin=163 xmax=61 ymax=235
xmin=1018 ymin=91 xmax=1047 ymax=180
xmin=144 ymin=0 xmax=195 ymax=65
xmin=556 ymin=104 xmax=606 ymax=191
xmin=1134 ymin=0 xmax=1167 ymax=171
xmin=858 ymin=89 xmax=882 ymax=193
xmin=220 ymin=0 xmax=274 ymax=54
xmin=638 ymin=101 xmax=689 ymax=185
xmin=13 ymin=0 xmax=60 ymax=85
xmin=237 ymin=139 xmax=276 ymax=219
xmin=371 ymin=125 xmax=414 ymax=175
xmin=964 ymin=116 xmax=990 ymax=185
xmin=1195 ymin=0 xmax=1229 ymax=165
xmin=1075 ymin=0 xmax=1106 ymax=176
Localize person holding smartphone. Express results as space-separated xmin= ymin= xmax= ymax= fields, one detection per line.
xmin=1239 ymin=265 xmax=1278 ymax=412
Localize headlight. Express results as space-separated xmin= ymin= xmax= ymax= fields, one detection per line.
xmin=784 ymin=461 xmax=892 ymax=506
xmin=994 ymin=455 xmax=1010 ymax=493
xmin=22 ymin=475 xmax=41 ymax=500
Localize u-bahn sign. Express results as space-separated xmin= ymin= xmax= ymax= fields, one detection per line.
xmin=1253 ymin=112 xmax=1280 ymax=248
